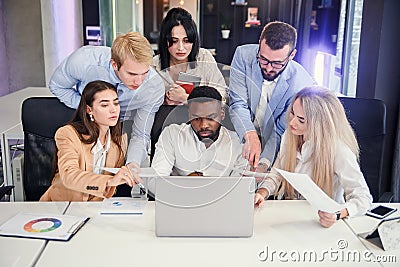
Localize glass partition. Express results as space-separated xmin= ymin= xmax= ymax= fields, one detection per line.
xmin=99 ymin=0 xmax=143 ymax=46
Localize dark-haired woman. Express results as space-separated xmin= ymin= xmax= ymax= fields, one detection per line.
xmin=154 ymin=7 xmax=227 ymax=105
xmin=40 ymin=81 xmax=141 ymax=201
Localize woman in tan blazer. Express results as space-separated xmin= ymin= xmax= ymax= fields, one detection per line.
xmin=40 ymin=81 xmax=140 ymax=201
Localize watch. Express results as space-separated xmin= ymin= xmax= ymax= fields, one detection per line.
xmin=335 ymin=211 xmax=341 ymax=220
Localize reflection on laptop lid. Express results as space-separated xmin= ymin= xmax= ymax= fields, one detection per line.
xmin=155 ymin=176 xmax=255 ymax=237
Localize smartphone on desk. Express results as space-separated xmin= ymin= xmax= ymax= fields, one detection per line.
xmin=366 ymin=205 xmax=397 ymax=219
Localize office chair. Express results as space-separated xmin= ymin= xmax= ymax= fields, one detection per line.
xmin=22 ymin=97 xmax=75 ymax=201
xmin=339 ymin=97 xmax=392 ymax=202
xmin=150 ymin=105 xmax=189 ymax=163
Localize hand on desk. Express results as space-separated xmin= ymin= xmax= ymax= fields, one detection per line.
xmin=318 ymin=209 xmax=349 ymax=228
xmin=254 ymin=193 xmax=265 ymax=208
xmin=254 ymin=188 xmax=269 ymax=208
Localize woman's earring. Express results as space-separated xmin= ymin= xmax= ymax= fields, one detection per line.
xmin=90 ymin=114 xmax=94 ymax=122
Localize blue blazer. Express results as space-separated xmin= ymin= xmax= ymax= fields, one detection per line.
xmin=228 ymin=44 xmax=315 ymax=162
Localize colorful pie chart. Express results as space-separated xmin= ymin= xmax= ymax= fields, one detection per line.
xmin=24 ymin=218 xmax=62 ymax=233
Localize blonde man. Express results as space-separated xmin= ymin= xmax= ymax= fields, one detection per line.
xmin=254 ymin=86 xmax=372 ymax=228
xmin=49 ymin=32 xmax=164 ymax=166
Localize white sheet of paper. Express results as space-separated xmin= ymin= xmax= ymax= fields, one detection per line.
xmin=99 ymin=167 xmax=157 ymax=177
xmin=275 ymin=168 xmax=345 ymax=213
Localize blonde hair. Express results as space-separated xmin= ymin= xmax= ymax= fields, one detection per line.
xmin=111 ymin=32 xmax=153 ymax=69
xmin=278 ymin=86 xmax=359 ymax=198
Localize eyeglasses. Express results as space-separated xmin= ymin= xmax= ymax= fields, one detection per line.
xmin=256 ymin=49 xmax=293 ymax=69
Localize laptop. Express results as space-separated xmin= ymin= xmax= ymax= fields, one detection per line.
xmin=155 ymin=176 xmax=255 ymax=237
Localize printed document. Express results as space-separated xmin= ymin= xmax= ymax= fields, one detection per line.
xmin=275 ymin=168 xmax=345 ymax=213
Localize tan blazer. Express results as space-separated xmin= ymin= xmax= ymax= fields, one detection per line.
xmin=40 ymin=125 xmax=127 ymax=202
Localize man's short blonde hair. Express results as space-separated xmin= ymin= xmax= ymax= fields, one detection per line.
xmin=111 ymin=32 xmax=153 ymax=69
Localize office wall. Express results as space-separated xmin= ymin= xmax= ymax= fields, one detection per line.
xmin=41 ymin=0 xmax=83 ymax=85
xmin=0 ymin=0 xmax=83 ymax=96
xmin=357 ymin=0 xmax=400 ymax=198
xmin=0 ymin=0 xmax=45 ymax=96
xmin=169 ymin=0 xmax=198 ymax=23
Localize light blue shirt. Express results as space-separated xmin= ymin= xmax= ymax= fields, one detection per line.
xmin=49 ymin=46 xmax=165 ymax=165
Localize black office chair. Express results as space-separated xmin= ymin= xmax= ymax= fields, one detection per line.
xmin=22 ymin=97 xmax=75 ymax=201
xmin=150 ymin=105 xmax=189 ymax=163
xmin=339 ymin=97 xmax=392 ymax=202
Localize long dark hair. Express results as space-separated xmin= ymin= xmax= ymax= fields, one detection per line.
xmin=51 ymin=81 xmax=123 ymax=179
xmin=69 ymin=80 xmax=122 ymax=150
xmin=158 ymin=7 xmax=200 ymax=70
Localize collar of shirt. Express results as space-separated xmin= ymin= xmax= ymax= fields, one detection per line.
xmin=263 ymin=75 xmax=280 ymax=86
xmin=108 ymin=63 xmax=121 ymax=88
xmin=296 ymin=140 xmax=312 ymax=162
xmin=91 ymin=129 xmax=111 ymax=154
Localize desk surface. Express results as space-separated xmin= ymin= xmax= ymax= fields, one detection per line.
xmin=345 ymin=203 xmax=400 ymax=266
xmin=0 ymin=202 xmax=68 ymax=267
xmin=0 ymin=87 xmax=52 ymax=137
xmin=36 ymin=200 xmax=381 ymax=267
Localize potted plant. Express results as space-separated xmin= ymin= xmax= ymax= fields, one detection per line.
xmin=221 ymin=23 xmax=231 ymax=39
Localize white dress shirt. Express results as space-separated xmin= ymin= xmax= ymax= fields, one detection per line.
xmin=152 ymin=123 xmax=248 ymax=176
xmin=254 ymin=78 xmax=278 ymax=135
xmin=259 ymin=132 xmax=373 ymax=217
xmin=92 ymin=130 xmax=111 ymax=175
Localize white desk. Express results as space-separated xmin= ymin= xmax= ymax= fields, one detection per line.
xmin=0 ymin=87 xmax=53 ymax=197
xmin=36 ymin=200 xmax=377 ymax=266
xmin=0 ymin=202 xmax=68 ymax=267
xmin=345 ymin=203 xmax=400 ymax=266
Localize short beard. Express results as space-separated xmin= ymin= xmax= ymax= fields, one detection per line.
xmin=260 ymin=63 xmax=288 ymax=81
xmin=192 ymin=124 xmax=222 ymax=144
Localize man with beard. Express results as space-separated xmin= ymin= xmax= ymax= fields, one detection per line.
xmin=229 ymin=21 xmax=315 ymax=172
xmin=151 ymin=86 xmax=247 ymax=177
